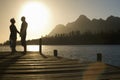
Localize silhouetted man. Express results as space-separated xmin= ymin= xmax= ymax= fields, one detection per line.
xmin=20 ymin=16 xmax=28 ymax=53
xmin=9 ymin=18 xmax=19 ymax=54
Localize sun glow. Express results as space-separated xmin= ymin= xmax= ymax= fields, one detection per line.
xmin=19 ymin=1 xmax=51 ymax=39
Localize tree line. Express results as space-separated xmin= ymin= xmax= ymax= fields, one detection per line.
xmin=3 ymin=30 xmax=120 ymax=45
xmin=42 ymin=30 xmax=120 ymax=45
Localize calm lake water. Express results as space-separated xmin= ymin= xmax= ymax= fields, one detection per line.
xmin=0 ymin=45 xmax=120 ymax=67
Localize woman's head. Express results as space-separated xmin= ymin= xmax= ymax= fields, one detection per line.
xmin=10 ymin=18 xmax=15 ymax=24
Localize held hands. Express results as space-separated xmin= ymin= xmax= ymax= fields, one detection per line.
xmin=18 ymin=32 xmax=21 ymax=37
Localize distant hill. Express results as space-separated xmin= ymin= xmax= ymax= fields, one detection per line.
xmin=3 ymin=15 xmax=120 ymax=45
xmin=49 ymin=15 xmax=120 ymax=36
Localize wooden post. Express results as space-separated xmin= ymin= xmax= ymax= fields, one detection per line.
xmin=39 ymin=38 xmax=42 ymax=53
xmin=54 ymin=50 xmax=58 ymax=57
xmin=97 ymin=53 xmax=102 ymax=62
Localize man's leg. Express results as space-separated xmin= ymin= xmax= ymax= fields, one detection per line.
xmin=21 ymin=35 xmax=27 ymax=53
xmin=24 ymin=43 xmax=26 ymax=53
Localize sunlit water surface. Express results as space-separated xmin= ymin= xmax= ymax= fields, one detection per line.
xmin=0 ymin=45 xmax=120 ymax=67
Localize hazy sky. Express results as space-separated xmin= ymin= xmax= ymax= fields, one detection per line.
xmin=0 ymin=0 xmax=120 ymax=43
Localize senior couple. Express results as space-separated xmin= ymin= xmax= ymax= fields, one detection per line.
xmin=9 ymin=16 xmax=28 ymax=54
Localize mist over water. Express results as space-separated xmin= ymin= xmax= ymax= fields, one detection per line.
xmin=0 ymin=45 xmax=120 ymax=67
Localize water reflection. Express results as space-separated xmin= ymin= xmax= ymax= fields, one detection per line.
xmin=0 ymin=45 xmax=120 ymax=66
xmin=27 ymin=45 xmax=39 ymax=52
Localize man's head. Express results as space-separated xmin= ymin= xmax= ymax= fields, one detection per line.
xmin=21 ymin=16 xmax=26 ymax=22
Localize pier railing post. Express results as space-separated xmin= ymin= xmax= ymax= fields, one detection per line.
xmin=39 ymin=38 xmax=42 ymax=53
xmin=97 ymin=53 xmax=102 ymax=62
xmin=54 ymin=50 xmax=58 ymax=57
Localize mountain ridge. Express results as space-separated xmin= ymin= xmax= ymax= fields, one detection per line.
xmin=49 ymin=15 xmax=120 ymax=36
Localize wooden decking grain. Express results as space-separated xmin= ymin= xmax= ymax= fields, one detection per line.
xmin=0 ymin=52 xmax=119 ymax=80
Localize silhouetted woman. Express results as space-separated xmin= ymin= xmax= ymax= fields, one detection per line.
xmin=9 ymin=18 xmax=19 ymax=54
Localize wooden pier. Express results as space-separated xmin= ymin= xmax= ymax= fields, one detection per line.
xmin=0 ymin=52 xmax=119 ymax=80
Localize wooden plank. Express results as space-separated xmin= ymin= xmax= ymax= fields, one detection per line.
xmin=0 ymin=52 xmax=119 ymax=80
